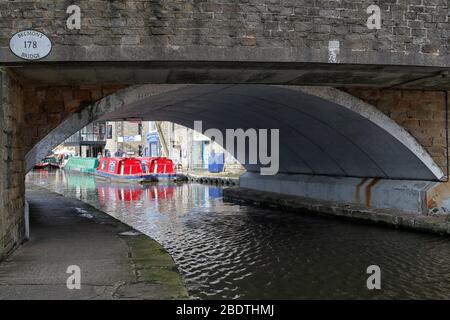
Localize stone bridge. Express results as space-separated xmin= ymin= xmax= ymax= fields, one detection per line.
xmin=0 ymin=0 xmax=449 ymax=260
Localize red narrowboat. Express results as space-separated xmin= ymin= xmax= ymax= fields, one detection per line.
xmin=33 ymin=156 xmax=59 ymax=170
xmin=95 ymin=157 xmax=179 ymax=183
xmin=34 ymin=162 xmax=50 ymax=169
xmin=139 ymin=157 xmax=177 ymax=180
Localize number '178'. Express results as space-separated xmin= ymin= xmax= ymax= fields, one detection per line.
xmin=24 ymin=41 xmax=37 ymax=49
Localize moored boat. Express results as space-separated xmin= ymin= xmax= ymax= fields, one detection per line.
xmin=94 ymin=157 xmax=182 ymax=183
xmin=64 ymin=157 xmax=99 ymax=173
xmin=95 ymin=157 xmax=152 ymax=183
xmin=139 ymin=157 xmax=178 ymax=180
xmin=34 ymin=162 xmax=50 ymax=170
xmin=47 ymin=156 xmax=61 ymax=169
xmin=34 ymin=156 xmax=60 ymax=170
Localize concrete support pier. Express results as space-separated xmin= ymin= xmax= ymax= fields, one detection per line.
xmin=0 ymin=186 xmax=188 ymax=300
xmin=229 ymin=172 xmax=450 ymax=234
xmin=224 ymin=187 xmax=450 ymax=236
xmin=239 ymin=173 xmax=441 ymax=214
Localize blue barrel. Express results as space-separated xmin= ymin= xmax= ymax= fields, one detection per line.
xmin=208 ymin=152 xmax=225 ymax=173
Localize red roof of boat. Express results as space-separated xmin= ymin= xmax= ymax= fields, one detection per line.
xmin=97 ymin=157 xmax=175 ymax=175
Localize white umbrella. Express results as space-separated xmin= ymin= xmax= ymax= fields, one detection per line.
xmin=53 ymin=148 xmax=76 ymax=155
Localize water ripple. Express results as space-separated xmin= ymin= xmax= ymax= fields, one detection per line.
xmin=26 ymin=170 xmax=450 ymax=299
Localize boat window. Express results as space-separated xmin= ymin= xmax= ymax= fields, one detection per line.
xmin=101 ymin=160 xmax=107 ymax=171
xmin=141 ymin=163 xmax=148 ymax=174
xmin=109 ymin=161 xmax=116 ymax=172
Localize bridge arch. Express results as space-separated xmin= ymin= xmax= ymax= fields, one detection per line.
xmin=26 ymin=84 xmax=444 ymax=181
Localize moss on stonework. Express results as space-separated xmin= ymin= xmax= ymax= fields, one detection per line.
xmin=124 ymin=235 xmax=189 ymax=299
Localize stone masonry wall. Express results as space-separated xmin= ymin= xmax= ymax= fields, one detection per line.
xmin=0 ymin=68 xmax=123 ymax=260
xmin=344 ymin=88 xmax=449 ymax=178
xmin=0 ymin=70 xmax=25 ymax=261
xmin=0 ymin=0 xmax=448 ymax=64
xmin=22 ymin=84 xmax=124 ymax=154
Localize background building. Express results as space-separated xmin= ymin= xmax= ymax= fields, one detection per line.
xmin=146 ymin=121 xmax=244 ymax=173
xmin=63 ymin=122 xmax=106 ymax=157
xmin=59 ymin=120 xmax=244 ymax=173
xmin=104 ymin=121 xmax=148 ymax=157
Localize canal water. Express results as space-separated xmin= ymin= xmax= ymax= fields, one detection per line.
xmin=27 ymin=169 xmax=450 ymax=299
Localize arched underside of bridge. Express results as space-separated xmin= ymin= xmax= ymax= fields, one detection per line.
xmin=26 ymin=84 xmax=448 ymax=215
xmin=28 ymin=84 xmax=443 ymax=181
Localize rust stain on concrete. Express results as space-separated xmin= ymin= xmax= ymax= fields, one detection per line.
xmin=365 ymin=178 xmax=380 ymax=208
xmin=355 ymin=178 xmax=369 ymax=206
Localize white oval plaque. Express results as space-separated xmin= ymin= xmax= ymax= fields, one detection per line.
xmin=9 ymin=30 xmax=52 ymax=60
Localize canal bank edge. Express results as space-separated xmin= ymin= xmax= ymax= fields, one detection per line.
xmin=223 ymin=187 xmax=450 ymax=236
xmin=186 ymin=173 xmax=239 ymax=186
xmin=25 ymin=185 xmax=189 ymax=300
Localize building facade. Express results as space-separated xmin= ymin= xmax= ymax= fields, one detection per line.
xmin=62 ymin=120 xmax=244 ymax=173
xmin=104 ymin=121 xmax=149 ymax=157
xmin=146 ymin=121 xmax=244 ymax=173
xmin=63 ymin=122 xmax=107 ymax=158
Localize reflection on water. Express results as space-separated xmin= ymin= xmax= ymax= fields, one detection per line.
xmin=27 ymin=170 xmax=450 ymax=299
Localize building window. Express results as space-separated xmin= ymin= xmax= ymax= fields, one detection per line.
xmin=138 ymin=123 xmax=143 ymax=135
xmin=99 ymin=123 xmax=106 ymax=140
xmin=107 ymin=125 xmax=113 ymax=139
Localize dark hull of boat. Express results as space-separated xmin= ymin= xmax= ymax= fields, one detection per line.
xmin=94 ymin=170 xmax=157 ymax=184
xmin=93 ymin=170 xmax=182 ymax=183
xmin=34 ymin=163 xmax=50 ymax=169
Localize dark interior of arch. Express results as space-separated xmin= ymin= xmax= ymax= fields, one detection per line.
xmin=97 ymin=84 xmax=438 ymax=180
